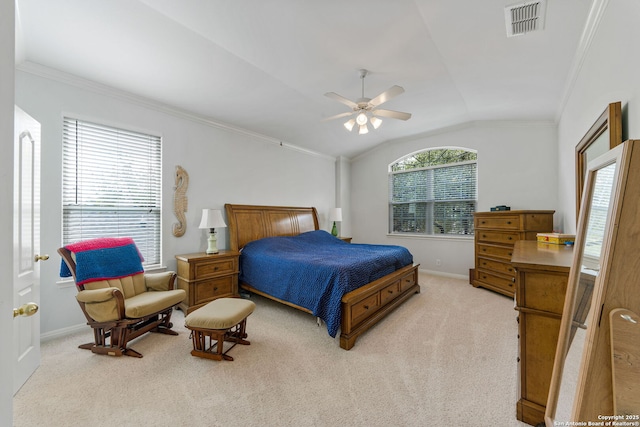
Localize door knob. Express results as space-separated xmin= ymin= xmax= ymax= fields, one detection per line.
xmin=34 ymin=254 xmax=49 ymax=262
xmin=13 ymin=302 xmax=39 ymax=318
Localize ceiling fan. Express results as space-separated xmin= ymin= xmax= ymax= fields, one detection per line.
xmin=323 ymin=69 xmax=411 ymax=134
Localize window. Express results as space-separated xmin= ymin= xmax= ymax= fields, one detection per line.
xmin=62 ymin=118 xmax=162 ymax=266
xmin=389 ymin=148 xmax=477 ymax=236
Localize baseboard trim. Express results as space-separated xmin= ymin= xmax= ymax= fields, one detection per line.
xmin=418 ymin=268 xmax=468 ymax=281
xmin=41 ymin=323 xmax=87 ymax=343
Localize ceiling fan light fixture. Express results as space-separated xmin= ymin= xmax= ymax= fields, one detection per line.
xmin=344 ymin=118 xmax=356 ymax=131
xmin=324 ymin=69 xmax=410 ymax=135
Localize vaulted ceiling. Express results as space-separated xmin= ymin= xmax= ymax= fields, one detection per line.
xmin=15 ymin=0 xmax=593 ymax=158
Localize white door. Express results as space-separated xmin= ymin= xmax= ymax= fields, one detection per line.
xmin=12 ymin=106 xmax=43 ymax=394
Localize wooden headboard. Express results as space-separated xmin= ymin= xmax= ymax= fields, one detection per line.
xmin=224 ymin=204 xmax=319 ymax=251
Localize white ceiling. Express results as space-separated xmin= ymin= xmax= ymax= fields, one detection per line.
xmin=15 ymin=0 xmax=593 ymax=159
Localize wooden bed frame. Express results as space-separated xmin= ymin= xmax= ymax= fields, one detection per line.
xmin=224 ymin=204 xmax=420 ymax=350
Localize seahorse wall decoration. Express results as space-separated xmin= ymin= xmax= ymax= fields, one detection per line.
xmin=172 ymin=165 xmax=189 ymax=237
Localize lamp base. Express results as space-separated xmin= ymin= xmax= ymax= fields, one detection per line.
xmin=206 ymin=230 xmax=219 ymax=254
xmin=331 ymin=221 xmax=338 ymax=237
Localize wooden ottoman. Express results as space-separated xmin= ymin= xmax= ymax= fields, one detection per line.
xmin=184 ymin=298 xmax=256 ymax=361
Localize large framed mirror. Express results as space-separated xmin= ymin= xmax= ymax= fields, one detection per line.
xmin=575 ymin=102 xmax=622 ymax=222
xmin=545 ymin=143 xmax=625 ymax=426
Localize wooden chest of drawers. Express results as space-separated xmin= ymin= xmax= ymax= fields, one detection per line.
xmin=175 ymin=251 xmax=240 ymax=314
xmin=473 ymin=210 xmax=554 ymax=297
xmin=511 ymin=241 xmax=573 ymax=426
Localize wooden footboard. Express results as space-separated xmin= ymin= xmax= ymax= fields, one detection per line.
xmin=340 ymin=263 xmax=420 ymax=350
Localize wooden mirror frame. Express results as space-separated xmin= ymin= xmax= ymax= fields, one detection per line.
xmin=546 ymin=142 xmax=630 ymax=425
xmin=575 ymin=102 xmax=622 ymax=222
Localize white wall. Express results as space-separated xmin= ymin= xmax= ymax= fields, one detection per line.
xmin=15 ymin=66 xmax=336 ymax=335
xmin=557 ymin=0 xmax=640 ymax=234
xmin=0 ymin=0 xmax=15 ymax=421
xmin=351 ymin=121 xmax=558 ymax=276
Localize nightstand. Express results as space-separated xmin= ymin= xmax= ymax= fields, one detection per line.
xmin=175 ymin=250 xmax=240 ymax=314
xmin=339 ymin=237 xmax=352 ymax=243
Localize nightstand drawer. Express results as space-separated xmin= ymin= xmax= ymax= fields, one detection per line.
xmin=194 ymin=258 xmax=236 ymax=278
xmin=193 ymin=276 xmax=236 ymax=306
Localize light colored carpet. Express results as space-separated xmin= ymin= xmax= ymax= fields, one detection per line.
xmin=14 ymin=273 xmax=530 ymax=427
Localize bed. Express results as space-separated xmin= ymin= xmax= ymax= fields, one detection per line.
xmin=224 ymin=204 xmax=420 ymax=350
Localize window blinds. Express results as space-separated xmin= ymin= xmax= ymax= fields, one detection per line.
xmin=62 ymin=118 xmax=162 ymax=266
xmin=389 ymin=162 xmax=476 ymax=235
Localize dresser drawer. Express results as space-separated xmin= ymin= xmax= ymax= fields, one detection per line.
xmin=351 ymin=293 xmax=380 ymax=323
xmin=193 ymin=258 xmax=237 ymax=279
xmin=516 ymin=270 xmax=569 ymax=314
xmin=521 ymin=213 xmax=554 ymax=231
xmin=192 ymin=276 xmax=236 ymax=306
xmin=476 ymin=269 xmax=515 ymax=294
xmin=477 ymin=257 xmax=516 ymax=276
xmin=475 ymin=215 xmax=520 ymax=230
xmin=380 ymin=281 xmax=400 ymax=305
xmin=477 ymin=243 xmax=514 ymax=260
xmin=477 ymin=230 xmax=520 ymax=245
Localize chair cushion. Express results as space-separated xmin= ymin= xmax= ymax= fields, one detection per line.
xmin=185 ymin=298 xmax=256 ymax=330
xmin=124 ymin=289 xmax=185 ymax=318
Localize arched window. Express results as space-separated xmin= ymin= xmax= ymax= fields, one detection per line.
xmin=389 ymin=147 xmax=477 ymax=236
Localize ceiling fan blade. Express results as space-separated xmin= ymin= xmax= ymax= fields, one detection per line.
xmin=372 ymin=109 xmax=412 ymax=121
xmin=321 ymin=111 xmax=354 ymax=122
xmin=324 ymin=92 xmax=358 ymax=109
xmin=368 ymin=85 xmax=405 ymax=107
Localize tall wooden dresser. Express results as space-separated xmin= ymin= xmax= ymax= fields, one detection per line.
xmin=472 ymin=210 xmax=554 ymax=297
xmin=511 ymin=240 xmax=573 ymax=426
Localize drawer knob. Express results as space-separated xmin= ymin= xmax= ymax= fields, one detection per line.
xmin=214 ymin=287 xmax=218 ymax=291
xmin=388 ymin=290 xmax=394 ymax=294
xmin=507 ymin=221 xmax=512 ymax=224
xmin=214 ymin=266 xmax=219 ymax=271
xmin=364 ymin=305 xmax=369 ymax=310
xmin=508 ymin=236 xmax=512 ymax=240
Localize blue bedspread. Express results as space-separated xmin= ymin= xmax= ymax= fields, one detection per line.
xmin=239 ymin=230 xmax=413 ymax=337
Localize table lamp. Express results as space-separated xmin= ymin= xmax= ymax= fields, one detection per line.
xmin=329 ymin=208 xmax=342 ymax=237
xmin=199 ymin=209 xmax=227 ymax=254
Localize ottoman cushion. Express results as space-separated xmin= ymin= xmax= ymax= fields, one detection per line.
xmin=185 ymin=298 xmax=255 ymax=330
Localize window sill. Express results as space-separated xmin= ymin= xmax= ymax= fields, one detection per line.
xmin=387 ymin=233 xmax=474 ymax=242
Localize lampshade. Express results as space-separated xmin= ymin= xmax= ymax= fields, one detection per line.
xmin=344 ymin=118 xmax=355 ymax=131
xmin=329 ymin=208 xmax=342 ymax=222
xmin=370 ymin=116 xmax=382 ymax=129
xmin=358 ymin=124 xmax=369 ymax=135
xmin=198 ymin=209 xmax=227 ymax=229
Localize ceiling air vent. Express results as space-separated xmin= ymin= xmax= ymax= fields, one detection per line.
xmin=505 ymin=0 xmax=546 ymax=37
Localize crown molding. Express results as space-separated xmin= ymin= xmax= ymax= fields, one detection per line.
xmin=16 ymin=61 xmax=335 ymax=161
xmin=555 ymin=0 xmax=609 ymax=121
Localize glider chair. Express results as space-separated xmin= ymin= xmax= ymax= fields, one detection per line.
xmin=58 ymin=237 xmax=186 ymax=358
